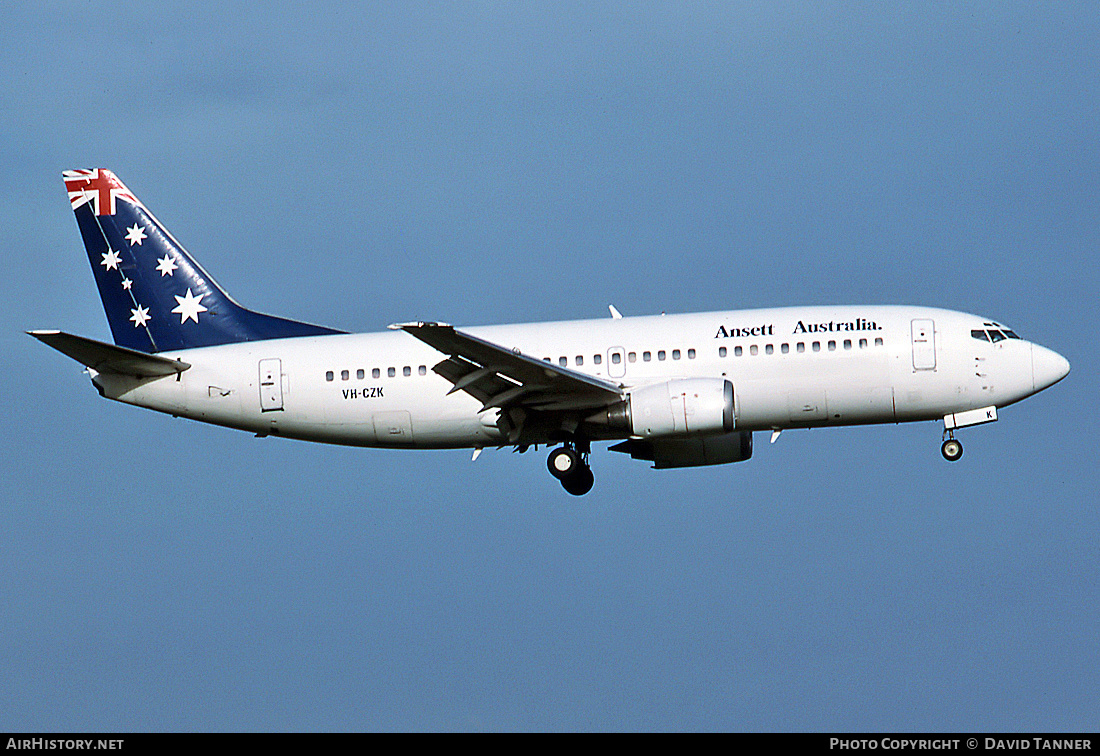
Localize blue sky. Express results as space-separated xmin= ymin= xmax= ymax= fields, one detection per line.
xmin=1 ymin=2 xmax=1097 ymax=731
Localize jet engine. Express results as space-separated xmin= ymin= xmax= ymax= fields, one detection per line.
xmin=591 ymin=378 xmax=735 ymax=438
xmin=609 ymin=431 xmax=753 ymax=468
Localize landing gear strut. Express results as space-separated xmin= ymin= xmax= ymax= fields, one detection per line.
xmin=547 ymin=443 xmax=594 ymax=496
xmin=941 ymin=432 xmax=963 ymax=462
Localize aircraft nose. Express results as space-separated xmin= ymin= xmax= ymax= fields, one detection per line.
xmin=1031 ymin=343 xmax=1070 ymax=392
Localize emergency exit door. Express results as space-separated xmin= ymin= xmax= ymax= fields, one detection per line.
xmin=607 ymin=347 xmax=626 ymax=379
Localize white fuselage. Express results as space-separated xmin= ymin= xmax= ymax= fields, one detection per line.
xmin=90 ymin=305 xmax=1065 ymax=449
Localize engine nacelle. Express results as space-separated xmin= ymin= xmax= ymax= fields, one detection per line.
xmin=595 ymin=378 xmax=735 ymax=438
xmin=610 ymin=431 xmax=753 ymax=469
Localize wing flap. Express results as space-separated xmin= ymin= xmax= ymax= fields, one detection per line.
xmin=432 ymin=356 xmax=519 ymax=406
xmin=390 ymin=322 xmax=622 ymax=411
xmin=29 ymin=330 xmax=190 ymax=378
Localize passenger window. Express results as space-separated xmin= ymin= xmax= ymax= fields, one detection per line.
xmin=419 ymin=365 xmax=427 ymax=375
xmin=781 ymin=344 xmax=789 ymax=354
xmin=658 ymin=350 xmax=666 ymax=361
xmin=687 ymin=349 xmax=695 ymax=359
xmin=403 ymin=366 xmax=411 ymax=377
xmin=594 ymin=354 xmax=602 ymax=365
xmin=643 ymin=351 xmax=652 ymax=361
xmin=828 ymin=341 xmax=836 ymax=351
xmin=718 ymin=347 xmax=726 ymax=358
xmin=797 ymin=343 xmax=805 ymax=353
xmin=341 ymin=370 xmax=350 ymax=381
xmin=672 ymin=349 xmax=681 ymax=360
xmin=749 ymin=345 xmax=758 ymax=356
xmin=765 ymin=344 xmax=774 ymax=355
xmin=611 ymin=352 xmax=621 ymax=364
xmin=628 ymin=352 xmax=636 ymax=363
xmin=325 ymin=371 xmax=334 ymax=382
xmin=559 ymin=357 xmax=567 ymax=367
xmin=734 ymin=346 xmax=743 ymax=357
xmin=576 ymin=355 xmax=584 ymax=366
xmin=813 ymin=342 xmax=821 ymax=352
xmin=357 ymin=369 xmax=365 ymax=379
xmin=859 ymin=339 xmax=868 ymax=348
xmin=875 ymin=338 xmax=884 ymax=347
xmin=844 ymin=339 xmax=852 ymax=350
xmin=387 ymin=367 xmax=396 ymax=377
xmin=372 ymin=368 xmax=380 ymax=379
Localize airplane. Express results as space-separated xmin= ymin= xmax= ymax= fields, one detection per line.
xmin=31 ymin=168 xmax=1070 ymax=495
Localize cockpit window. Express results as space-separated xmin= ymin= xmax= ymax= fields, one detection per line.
xmin=974 ymin=325 xmax=1022 ymax=342
xmin=980 ymin=321 xmax=1023 ymax=339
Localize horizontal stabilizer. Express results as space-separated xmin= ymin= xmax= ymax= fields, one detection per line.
xmin=28 ymin=330 xmax=190 ymax=378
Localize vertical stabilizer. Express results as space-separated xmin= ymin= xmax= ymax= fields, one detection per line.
xmin=63 ymin=169 xmax=343 ymax=353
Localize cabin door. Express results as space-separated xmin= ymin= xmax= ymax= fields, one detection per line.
xmin=259 ymin=358 xmax=284 ymax=411
xmin=911 ymin=319 xmax=936 ymax=370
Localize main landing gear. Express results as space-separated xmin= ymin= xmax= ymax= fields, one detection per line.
xmin=547 ymin=443 xmax=594 ymax=496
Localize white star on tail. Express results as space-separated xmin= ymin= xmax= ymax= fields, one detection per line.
xmin=125 ymin=224 xmax=147 ymax=245
xmin=101 ymin=249 xmax=121 ymax=271
xmin=121 ymin=277 xmax=133 ymax=290
xmin=171 ymin=288 xmax=208 ymax=324
xmin=130 ymin=305 xmax=151 ymax=328
xmin=156 ymin=254 xmax=178 ymax=277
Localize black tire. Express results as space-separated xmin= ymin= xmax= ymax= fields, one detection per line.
xmin=547 ymin=447 xmax=580 ymax=480
xmin=941 ymin=439 xmax=963 ymax=462
xmin=561 ymin=465 xmax=595 ymax=496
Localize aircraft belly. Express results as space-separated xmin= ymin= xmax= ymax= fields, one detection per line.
xmin=269 ymin=415 xmax=494 ymax=449
xmin=733 ymin=380 xmax=792 ymax=429
xmin=825 ymin=385 xmax=896 ymax=425
xmin=786 ymin=388 xmax=828 ymax=425
xmin=890 ymin=359 xmax=972 ymax=421
xmin=97 ymin=372 xmax=184 ymax=415
xmin=179 ymin=366 xmax=245 ymax=425
xmin=312 ymin=382 xmax=495 ymax=448
xmin=737 ymin=373 xmax=898 ymax=430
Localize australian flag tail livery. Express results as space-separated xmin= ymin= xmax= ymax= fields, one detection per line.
xmin=63 ymin=168 xmax=343 ymax=353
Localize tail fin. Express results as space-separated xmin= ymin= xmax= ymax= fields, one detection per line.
xmin=63 ymin=168 xmax=343 ymax=353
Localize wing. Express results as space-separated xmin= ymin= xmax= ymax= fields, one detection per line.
xmin=389 ymin=322 xmax=622 ymax=419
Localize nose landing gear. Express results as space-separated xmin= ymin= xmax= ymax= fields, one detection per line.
xmin=940 ymin=406 xmax=999 ymax=462
xmin=941 ymin=432 xmax=963 ymax=462
xmin=547 ymin=443 xmax=595 ymax=495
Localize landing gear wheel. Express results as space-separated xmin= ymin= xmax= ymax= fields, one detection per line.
xmin=561 ymin=465 xmax=594 ymax=496
xmin=941 ymin=438 xmax=963 ymax=462
xmin=547 ymin=447 xmax=580 ymax=480
xmin=547 ymin=445 xmax=595 ymax=496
